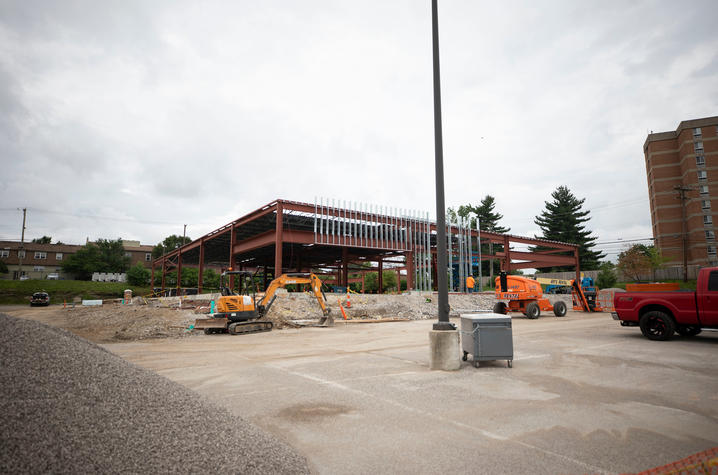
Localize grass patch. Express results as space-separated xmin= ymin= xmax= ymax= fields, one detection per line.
xmin=0 ymin=280 xmax=152 ymax=305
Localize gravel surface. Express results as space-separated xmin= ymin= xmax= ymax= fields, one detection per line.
xmin=0 ymin=313 xmax=310 ymax=474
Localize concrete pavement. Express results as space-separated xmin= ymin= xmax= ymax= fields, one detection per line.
xmin=107 ymin=311 xmax=718 ymax=474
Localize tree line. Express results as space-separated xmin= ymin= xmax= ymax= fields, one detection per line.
xmin=449 ymin=185 xmax=664 ymax=285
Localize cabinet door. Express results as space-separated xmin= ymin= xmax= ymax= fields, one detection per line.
xmin=698 ymin=271 xmax=718 ymax=326
xmin=478 ymin=326 xmax=513 ymax=358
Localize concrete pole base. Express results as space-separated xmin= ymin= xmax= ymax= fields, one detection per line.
xmin=429 ymin=329 xmax=460 ymax=371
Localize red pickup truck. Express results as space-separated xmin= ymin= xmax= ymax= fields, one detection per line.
xmin=612 ymin=267 xmax=718 ymax=340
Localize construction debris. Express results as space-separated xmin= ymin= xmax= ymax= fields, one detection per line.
xmin=8 ymin=292 xmax=573 ymax=344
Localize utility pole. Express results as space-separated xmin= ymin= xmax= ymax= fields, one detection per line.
xmin=674 ymin=185 xmax=692 ymax=282
xmin=183 ymin=224 xmax=187 ymax=244
xmin=18 ymin=208 xmax=26 ymax=279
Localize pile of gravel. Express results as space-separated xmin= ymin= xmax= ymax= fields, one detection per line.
xmin=0 ymin=313 xmax=310 ymax=474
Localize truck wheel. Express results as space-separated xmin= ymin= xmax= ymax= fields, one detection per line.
xmin=552 ymin=301 xmax=567 ymax=317
xmin=639 ymin=311 xmax=675 ymax=341
xmin=493 ymin=302 xmax=507 ymax=314
xmin=526 ymin=302 xmax=540 ymax=319
xmin=676 ymin=325 xmax=702 ymax=337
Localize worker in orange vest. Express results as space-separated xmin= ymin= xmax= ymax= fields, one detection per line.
xmin=466 ymin=275 xmax=476 ymax=293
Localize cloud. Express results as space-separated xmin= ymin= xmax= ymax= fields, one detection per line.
xmin=0 ymin=0 xmax=716 ymax=255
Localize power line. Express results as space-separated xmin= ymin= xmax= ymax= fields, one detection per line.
xmin=0 ymin=207 xmax=186 ymax=226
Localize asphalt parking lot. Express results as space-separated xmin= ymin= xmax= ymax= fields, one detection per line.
xmin=108 ymin=311 xmax=718 ymax=474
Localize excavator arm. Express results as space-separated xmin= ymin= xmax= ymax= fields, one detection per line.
xmin=257 ymin=273 xmax=333 ymax=325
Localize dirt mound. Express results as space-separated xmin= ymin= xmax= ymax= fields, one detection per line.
xmin=60 ymin=304 xmax=197 ymax=342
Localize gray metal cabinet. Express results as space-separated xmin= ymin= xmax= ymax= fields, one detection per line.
xmin=460 ymin=313 xmax=513 ymax=368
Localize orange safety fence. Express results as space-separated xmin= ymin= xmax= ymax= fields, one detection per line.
xmin=596 ymin=289 xmax=617 ymax=312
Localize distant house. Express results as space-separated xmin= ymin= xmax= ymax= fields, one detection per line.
xmin=121 ymin=240 xmax=155 ymax=269
xmin=0 ymin=241 xmax=82 ymax=280
xmin=0 ymin=239 xmax=154 ymax=280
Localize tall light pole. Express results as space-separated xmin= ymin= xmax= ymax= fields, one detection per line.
xmin=431 ymin=0 xmax=452 ymax=330
xmin=18 ymin=208 xmax=27 ymax=279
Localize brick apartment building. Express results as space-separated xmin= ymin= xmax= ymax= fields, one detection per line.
xmin=0 ymin=239 xmax=154 ymax=280
xmin=644 ymin=115 xmax=718 ymax=268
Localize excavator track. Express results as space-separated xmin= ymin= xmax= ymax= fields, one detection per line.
xmin=227 ymin=321 xmax=274 ymax=335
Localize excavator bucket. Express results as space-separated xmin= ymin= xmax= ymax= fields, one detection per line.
xmin=317 ymin=310 xmax=334 ymax=327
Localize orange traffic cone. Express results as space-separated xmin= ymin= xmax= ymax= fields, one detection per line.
xmin=346 ymin=292 xmax=351 ymax=308
xmin=337 ymin=298 xmax=348 ymax=320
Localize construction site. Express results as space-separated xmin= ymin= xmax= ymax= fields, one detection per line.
xmin=150 ymin=198 xmax=581 ymax=294
xmin=3 ymin=197 xmax=717 ymax=474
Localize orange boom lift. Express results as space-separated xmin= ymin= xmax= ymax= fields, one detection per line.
xmin=493 ymin=272 xmax=567 ymax=319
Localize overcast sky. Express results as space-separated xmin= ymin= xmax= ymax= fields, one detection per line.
xmin=1 ymin=0 xmax=717 ymax=260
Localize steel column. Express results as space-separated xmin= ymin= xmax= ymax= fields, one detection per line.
xmin=176 ymin=249 xmax=182 ymax=292
xmin=198 ymin=238 xmax=205 ymax=293
xmin=275 ymin=202 xmax=283 ymax=276
xmin=378 ymin=260 xmax=383 ymax=294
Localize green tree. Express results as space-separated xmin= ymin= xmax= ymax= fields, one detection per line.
xmin=617 ymin=244 xmax=652 ymax=281
xmin=0 ymin=260 xmax=8 ymax=274
xmin=448 ymin=195 xmax=510 ymax=277
xmin=31 ymin=236 xmax=52 ymax=244
xmin=62 ymin=238 xmax=131 ymax=280
xmin=202 ymin=269 xmax=221 ymax=289
xmin=448 ymin=195 xmax=510 ymax=233
xmin=127 ymin=262 xmax=151 ymax=286
xmin=363 ymin=271 xmax=398 ymax=293
xmin=637 ymin=244 xmax=667 ymax=280
xmin=152 ymin=234 xmax=192 ymax=259
xmin=534 ymin=186 xmax=605 ymax=271
xmin=617 ymin=244 xmax=665 ymax=281
xmin=596 ymin=262 xmax=617 ymax=289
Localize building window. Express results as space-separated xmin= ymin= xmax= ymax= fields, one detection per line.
xmin=124 ymin=252 xmax=132 ymax=258
xmin=56 ymin=253 xmax=63 ymax=260
xmin=698 ymin=170 xmax=707 ymax=180
xmin=33 ymin=266 xmax=45 ymax=272
xmin=0 ymin=250 xmax=8 ymax=258
xmin=18 ymin=250 xmax=25 ymax=258
xmin=695 ymin=141 xmax=704 ymax=152
xmin=709 ymin=246 xmax=717 ymax=256
xmin=693 ymin=127 xmax=702 ymax=136
xmin=701 ymin=185 xmax=709 ymax=194
xmin=697 ymin=155 xmax=705 ymax=166
xmin=706 ymin=230 xmax=715 ymax=240
xmin=145 ymin=253 xmax=152 ymax=261
xmin=34 ymin=251 xmax=47 ymax=259
xmin=704 ymin=215 xmax=713 ymax=225
xmin=703 ymin=200 xmax=711 ymax=210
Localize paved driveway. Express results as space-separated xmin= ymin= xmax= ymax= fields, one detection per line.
xmin=108 ymin=311 xmax=718 ymax=474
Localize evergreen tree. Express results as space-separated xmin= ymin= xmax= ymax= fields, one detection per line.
xmin=534 ymin=186 xmax=604 ymax=271
xmin=447 ymin=195 xmax=510 ymax=278
xmin=448 ymin=195 xmax=510 ymax=233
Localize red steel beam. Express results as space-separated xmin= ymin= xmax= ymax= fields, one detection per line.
xmin=275 ymin=202 xmax=283 ymax=275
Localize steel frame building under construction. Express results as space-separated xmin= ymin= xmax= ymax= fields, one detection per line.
xmin=152 ymin=198 xmax=580 ymax=293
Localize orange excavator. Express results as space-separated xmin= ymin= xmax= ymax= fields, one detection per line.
xmin=194 ymin=271 xmax=333 ymax=335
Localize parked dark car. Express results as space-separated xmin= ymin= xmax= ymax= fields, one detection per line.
xmin=30 ymin=291 xmax=50 ymax=306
